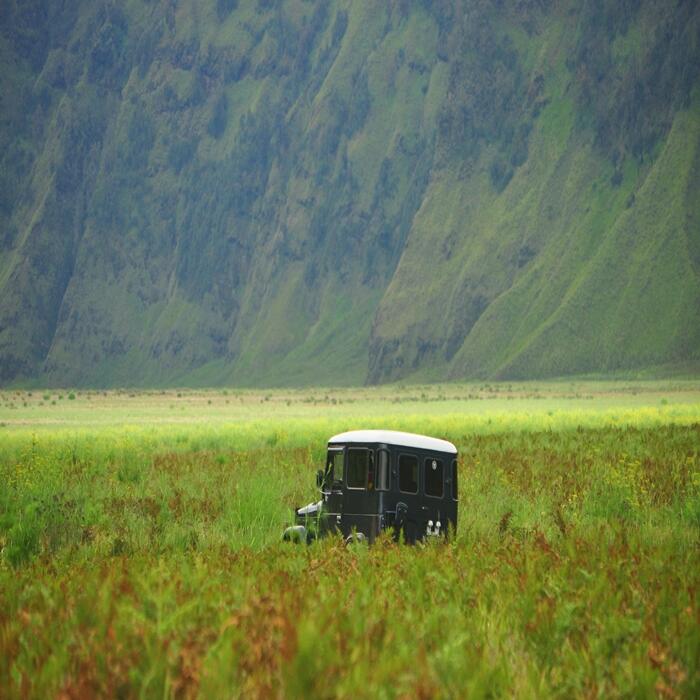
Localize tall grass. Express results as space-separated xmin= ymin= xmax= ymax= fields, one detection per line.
xmin=0 ymin=393 xmax=698 ymax=697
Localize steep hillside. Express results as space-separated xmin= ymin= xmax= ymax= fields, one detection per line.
xmin=0 ymin=0 xmax=698 ymax=387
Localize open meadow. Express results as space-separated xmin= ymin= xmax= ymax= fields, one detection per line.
xmin=1 ymin=381 xmax=699 ymax=698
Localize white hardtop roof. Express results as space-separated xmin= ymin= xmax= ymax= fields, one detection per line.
xmin=328 ymin=430 xmax=457 ymax=455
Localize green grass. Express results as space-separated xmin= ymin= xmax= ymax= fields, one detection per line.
xmin=1 ymin=383 xmax=699 ymax=697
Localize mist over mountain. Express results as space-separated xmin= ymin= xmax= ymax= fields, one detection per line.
xmin=1 ymin=0 xmax=698 ymax=387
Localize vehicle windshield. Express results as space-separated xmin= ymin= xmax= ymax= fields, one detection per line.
xmin=326 ymin=449 xmax=344 ymax=488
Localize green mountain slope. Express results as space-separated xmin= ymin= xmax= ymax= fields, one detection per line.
xmin=0 ymin=0 xmax=698 ymax=387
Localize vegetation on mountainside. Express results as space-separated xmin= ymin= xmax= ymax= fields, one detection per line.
xmin=0 ymin=385 xmax=698 ymax=697
xmin=0 ymin=1 xmax=698 ymax=387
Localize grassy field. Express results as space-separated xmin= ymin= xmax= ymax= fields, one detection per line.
xmin=1 ymin=381 xmax=699 ymax=698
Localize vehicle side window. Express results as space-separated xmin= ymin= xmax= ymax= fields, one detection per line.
xmin=424 ymin=458 xmax=443 ymax=498
xmin=452 ymin=459 xmax=458 ymax=500
xmin=399 ymin=454 xmax=418 ymax=494
xmin=347 ymin=448 xmax=369 ymax=489
xmin=377 ymin=449 xmax=390 ymax=491
xmin=327 ymin=449 xmax=344 ymax=486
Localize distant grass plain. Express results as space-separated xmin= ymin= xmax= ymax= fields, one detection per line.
xmin=1 ymin=381 xmax=698 ymax=697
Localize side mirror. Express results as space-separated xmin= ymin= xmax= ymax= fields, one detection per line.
xmin=316 ymin=469 xmax=324 ymax=489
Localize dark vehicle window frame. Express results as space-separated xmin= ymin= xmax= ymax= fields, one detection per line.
xmin=424 ymin=457 xmax=444 ymax=498
xmin=376 ymin=448 xmax=390 ymax=491
xmin=327 ymin=448 xmax=345 ymax=488
xmin=452 ymin=459 xmax=458 ymax=500
xmin=346 ymin=447 xmax=371 ymax=490
xmin=398 ymin=453 xmax=419 ymax=494
xmin=324 ymin=447 xmax=345 ymax=491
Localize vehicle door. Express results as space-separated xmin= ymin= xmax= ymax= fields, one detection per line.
xmin=341 ymin=446 xmax=380 ymax=539
xmin=394 ymin=451 xmax=422 ymax=542
xmin=322 ymin=448 xmax=345 ymax=534
xmin=421 ymin=453 xmax=447 ymax=537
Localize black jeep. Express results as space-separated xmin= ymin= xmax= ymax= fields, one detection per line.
xmin=283 ymin=430 xmax=458 ymax=544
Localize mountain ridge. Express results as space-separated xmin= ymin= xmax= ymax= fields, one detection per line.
xmin=0 ymin=0 xmax=698 ymax=387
